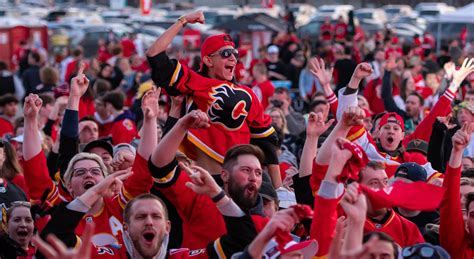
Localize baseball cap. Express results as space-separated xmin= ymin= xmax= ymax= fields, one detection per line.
xmin=395 ymin=162 xmax=428 ymax=182
xmin=378 ymin=112 xmax=405 ymax=131
xmin=454 ymin=101 xmax=474 ymax=115
xmin=259 ymin=181 xmax=278 ymax=202
xmin=83 ymin=140 xmax=113 ymax=157
xmin=267 ymin=45 xmax=279 ymax=54
xmin=113 ymin=143 xmax=136 ymax=157
xmin=280 ymin=240 xmax=318 ymax=259
xmin=201 ymin=34 xmax=235 ymax=60
xmin=406 ymin=139 xmax=429 ymax=156
xmin=12 ymin=133 xmax=43 ymax=143
xmin=401 ymin=243 xmax=450 ymax=259
xmin=260 ymin=239 xmax=318 ymax=259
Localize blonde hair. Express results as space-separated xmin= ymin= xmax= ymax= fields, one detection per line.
xmin=266 ymin=107 xmax=289 ymax=134
xmin=63 ymin=152 xmax=108 ymax=186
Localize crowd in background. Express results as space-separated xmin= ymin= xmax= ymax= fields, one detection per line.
xmin=1 ymin=8 xmax=474 ymax=259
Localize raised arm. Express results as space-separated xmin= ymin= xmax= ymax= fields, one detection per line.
xmin=340 ymin=182 xmax=367 ymax=255
xmin=316 ymin=107 xmax=365 ymax=165
xmin=23 ymin=94 xmax=43 ymax=160
xmin=137 ymin=88 xmax=160 ymax=158
xmin=311 ymin=138 xmax=352 ymax=257
xmin=299 ymin=112 xmax=334 ymax=178
xmin=381 ymin=58 xmax=406 ymax=117
xmin=309 ymin=57 xmax=338 ymax=118
xmin=22 ymin=94 xmax=58 ymax=202
xmin=58 ymin=63 xmax=90 ymax=178
xmin=440 ymin=123 xmax=472 ymax=256
xmin=335 ymin=63 xmax=373 ymax=121
xmin=150 ymin=110 xmax=210 ymax=168
xmin=146 ymin=11 xmax=204 ymax=57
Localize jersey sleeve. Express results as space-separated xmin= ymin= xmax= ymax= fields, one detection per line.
xmin=118 ymin=153 xmax=153 ymax=209
xmin=310 ymin=194 xmax=339 ymax=257
xmin=402 ymin=89 xmax=455 ymax=147
xmin=147 ymin=52 xmax=192 ymax=96
xmin=22 ymin=151 xmax=59 ymax=205
xmin=148 ymin=158 xmax=201 ymax=221
xmin=439 ymin=164 xmax=466 ymax=255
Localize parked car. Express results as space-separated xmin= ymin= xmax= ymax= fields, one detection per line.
xmin=315 ymin=5 xmax=353 ymax=22
xmin=354 ymin=8 xmax=387 ymax=24
xmin=383 ymin=5 xmax=412 ymax=20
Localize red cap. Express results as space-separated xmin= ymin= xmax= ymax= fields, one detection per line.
xmin=391 ymin=37 xmax=399 ymax=44
xmin=201 ymin=34 xmax=235 ymax=59
xmin=379 ymin=112 xmax=405 ymax=131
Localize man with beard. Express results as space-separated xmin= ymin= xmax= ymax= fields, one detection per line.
xmin=38 ymin=167 xmax=255 ymax=259
xmin=148 ymin=109 xmax=269 ymax=250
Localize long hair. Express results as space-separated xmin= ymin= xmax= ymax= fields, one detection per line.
xmin=0 ymin=141 xmax=22 ymax=180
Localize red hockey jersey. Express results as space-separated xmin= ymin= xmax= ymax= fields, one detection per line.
xmin=148 ymin=54 xmax=275 ymax=164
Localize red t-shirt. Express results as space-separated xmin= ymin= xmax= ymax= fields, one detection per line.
xmin=0 ymin=117 xmax=14 ymax=138
xmin=334 ymin=23 xmax=348 ymax=41
xmin=252 ymin=80 xmax=275 ymax=110
xmin=120 ymin=39 xmax=136 ymax=58
xmin=320 ymin=24 xmax=333 ymax=41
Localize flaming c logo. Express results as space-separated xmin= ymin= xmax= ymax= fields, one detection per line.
xmin=208 ymin=84 xmax=252 ymax=130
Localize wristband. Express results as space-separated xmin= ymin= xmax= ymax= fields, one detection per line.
xmin=211 ymin=189 xmax=225 ymax=203
xmin=177 ymin=16 xmax=187 ymax=26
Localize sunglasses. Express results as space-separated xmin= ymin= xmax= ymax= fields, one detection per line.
xmin=209 ymin=48 xmax=239 ymax=59
xmin=402 ymin=245 xmax=436 ymax=258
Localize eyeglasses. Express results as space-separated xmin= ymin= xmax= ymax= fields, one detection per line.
xmin=402 ymin=245 xmax=435 ymax=258
xmin=72 ymin=167 xmax=103 ymax=178
xmin=209 ymin=48 xmax=239 ymax=59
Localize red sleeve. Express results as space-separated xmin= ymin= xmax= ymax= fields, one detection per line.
xmin=310 ymin=162 xmax=329 ymax=193
xmin=403 ymin=89 xmax=455 ymax=146
xmin=439 ymin=164 xmax=466 ymax=255
xmin=310 ymin=195 xmax=339 ymax=256
xmin=110 ymin=119 xmax=138 ymax=145
xmin=325 ymin=92 xmax=338 ymax=121
xmin=11 ymin=175 xmax=29 ymax=199
xmin=118 ymin=153 xmax=153 ymax=208
xmin=22 ymin=152 xmax=59 ymax=204
xmin=0 ymin=118 xmax=14 ymax=138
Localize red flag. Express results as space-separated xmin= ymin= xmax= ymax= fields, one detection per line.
xmin=140 ymin=0 xmax=151 ymax=15
xmin=275 ymin=205 xmax=313 ymax=251
xmin=360 ymin=181 xmax=444 ymax=211
xmin=337 ymin=142 xmax=369 ymax=183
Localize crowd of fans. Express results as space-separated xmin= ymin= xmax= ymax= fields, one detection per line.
xmin=1 ymin=8 xmax=474 ymax=259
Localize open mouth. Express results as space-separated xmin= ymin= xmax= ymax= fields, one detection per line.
xmin=387 ymin=136 xmax=394 ymax=144
xmin=245 ymin=184 xmax=257 ymax=196
xmin=83 ymin=181 xmax=95 ymax=189
xmin=142 ymin=231 xmax=156 ymax=244
xmin=17 ymin=230 xmax=28 ymax=237
xmin=224 ymin=65 xmax=234 ymax=73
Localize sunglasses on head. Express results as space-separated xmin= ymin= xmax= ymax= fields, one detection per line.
xmin=402 ymin=245 xmax=436 ymax=258
xmin=210 ymin=48 xmax=239 ymax=59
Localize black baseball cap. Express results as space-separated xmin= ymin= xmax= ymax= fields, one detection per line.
xmin=395 ymin=162 xmax=427 ymax=182
xmin=259 ymin=181 xmax=278 ymax=202
xmin=82 ymin=140 xmax=113 ymax=157
xmin=406 ymin=139 xmax=429 ymax=156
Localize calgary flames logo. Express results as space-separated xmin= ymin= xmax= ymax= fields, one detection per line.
xmin=208 ymin=84 xmax=252 ymax=130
